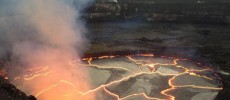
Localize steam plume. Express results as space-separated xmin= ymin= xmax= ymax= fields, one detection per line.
xmin=0 ymin=0 xmax=93 ymax=100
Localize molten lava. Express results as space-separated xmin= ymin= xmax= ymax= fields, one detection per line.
xmin=9 ymin=53 xmax=222 ymax=100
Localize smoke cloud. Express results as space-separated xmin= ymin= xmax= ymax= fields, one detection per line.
xmin=0 ymin=0 xmax=93 ymax=100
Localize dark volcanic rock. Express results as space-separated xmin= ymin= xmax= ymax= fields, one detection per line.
xmin=215 ymin=88 xmax=230 ymax=100
xmin=0 ymin=77 xmax=36 ymax=100
xmin=84 ymin=1 xmax=230 ymax=24
xmin=215 ymin=74 xmax=230 ymax=100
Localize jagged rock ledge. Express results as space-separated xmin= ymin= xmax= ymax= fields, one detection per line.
xmin=0 ymin=76 xmax=36 ymax=100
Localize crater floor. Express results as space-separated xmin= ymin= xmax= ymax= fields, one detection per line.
xmin=11 ymin=54 xmax=222 ymax=100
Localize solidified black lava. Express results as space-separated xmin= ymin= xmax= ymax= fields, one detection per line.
xmin=0 ymin=77 xmax=36 ymax=100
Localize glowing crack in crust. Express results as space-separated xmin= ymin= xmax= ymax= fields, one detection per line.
xmin=11 ymin=53 xmax=222 ymax=100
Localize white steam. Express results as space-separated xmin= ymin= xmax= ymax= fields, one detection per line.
xmin=0 ymin=0 xmax=93 ymax=100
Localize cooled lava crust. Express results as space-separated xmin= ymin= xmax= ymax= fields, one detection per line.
xmin=11 ymin=53 xmax=222 ymax=100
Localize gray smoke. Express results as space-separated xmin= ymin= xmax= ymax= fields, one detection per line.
xmin=0 ymin=0 xmax=94 ymax=100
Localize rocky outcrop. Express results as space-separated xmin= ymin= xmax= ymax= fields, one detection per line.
xmin=84 ymin=2 xmax=230 ymax=24
xmin=0 ymin=77 xmax=36 ymax=100
xmin=215 ymin=74 xmax=230 ymax=100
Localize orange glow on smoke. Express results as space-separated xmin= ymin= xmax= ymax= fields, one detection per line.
xmin=12 ymin=61 xmax=95 ymax=100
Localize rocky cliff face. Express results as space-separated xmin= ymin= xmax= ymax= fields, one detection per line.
xmin=83 ymin=1 xmax=230 ymax=24
xmin=0 ymin=76 xmax=36 ymax=100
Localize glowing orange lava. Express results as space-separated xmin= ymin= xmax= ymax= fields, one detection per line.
xmin=10 ymin=53 xmax=222 ymax=100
